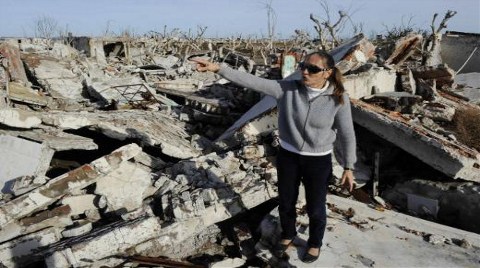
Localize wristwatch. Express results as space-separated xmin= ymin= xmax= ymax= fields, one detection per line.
xmin=344 ymin=167 xmax=354 ymax=171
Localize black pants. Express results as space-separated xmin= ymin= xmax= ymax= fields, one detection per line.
xmin=276 ymin=147 xmax=332 ymax=248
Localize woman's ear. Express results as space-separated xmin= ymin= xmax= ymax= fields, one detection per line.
xmin=326 ymin=68 xmax=334 ymax=78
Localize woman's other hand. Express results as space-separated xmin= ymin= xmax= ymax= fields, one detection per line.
xmin=341 ymin=170 xmax=356 ymax=192
xmin=190 ymin=57 xmax=220 ymax=73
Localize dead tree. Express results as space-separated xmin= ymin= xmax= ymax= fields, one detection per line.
xmin=262 ymin=0 xmax=277 ymax=50
xmin=182 ymin=25 xmax=208 ymax=52
xmin=421 ymin=10 xmax=457 ymax=66
xmin=34 ymin=15 xmax=58 ymax=40
xmin=310 ymin=13 xmax=327 ymax=50
xmin=292 ymin=29 xmax=314 ymax=50
xmin=309 ymin=0 xmax=349 ymax=50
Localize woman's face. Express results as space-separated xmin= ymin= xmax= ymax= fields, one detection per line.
xmin=301 ymin=54 xmax=333 ymax=88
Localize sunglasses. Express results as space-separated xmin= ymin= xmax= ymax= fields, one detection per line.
xmin=298 ymin=62 xmax=331 ymax=74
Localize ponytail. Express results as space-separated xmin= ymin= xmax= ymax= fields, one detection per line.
xmin=331 ymin=67 xmax=345 ymax=105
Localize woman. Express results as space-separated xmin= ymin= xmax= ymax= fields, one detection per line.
xmin=192 ymin=51 xmax=356 ymax=263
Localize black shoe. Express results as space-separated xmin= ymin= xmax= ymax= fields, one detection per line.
xmin=273 ymin=239 xmax=293 ymax=257
xmin=302 ymin=249 xmax=320 ymax=263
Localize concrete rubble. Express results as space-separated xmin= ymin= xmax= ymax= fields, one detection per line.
xmin=255 ymin=195 xmax=480 ymax=267
xmin=0 ymin=29 xmax=479 ymax=267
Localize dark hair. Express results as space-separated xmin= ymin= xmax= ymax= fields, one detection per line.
xmin=304 ymin=51 xmax=345 ymax=105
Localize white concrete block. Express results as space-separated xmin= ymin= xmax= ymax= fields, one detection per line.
xmin=62 ymin=221 xmax=93 ymax=237
xmin=0 ymin=136 xmax=53 ymax=192
xmin=0 ymin=109 xmax=42 ymax=128
xmin=61 ymin=194 xmax=97 ymax=215
xmin=95 ymin=161 xmax=153 ymax=213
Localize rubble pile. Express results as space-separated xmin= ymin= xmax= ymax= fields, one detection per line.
xmin=0 ymin=29 xmax=479 ymax=267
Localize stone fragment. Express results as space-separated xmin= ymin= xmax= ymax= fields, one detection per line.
xmin=241 ymin=145 xmax=266 ymax=159
xmin=7 ymin=81 xmax=49 ymax=106
xmin=211 ymin=258 xmax=246 ymax=268
xmin=0 ymin=109 xmax=42 ymax=128
xmin=8 ymin=175 xmax=48 ymax=196
xmin=0 ymin=42 xmax=29 ymax=83
xmin=0 ymin=136 xmax=53 ymax=190
xmin=412 ymin=64 xmax=455 ymax=88
xmin=95 ymin=161 xmax=153 ymax=213
xmin=0 ymin=205 xmax=72 ymax=243
xmin=152 ymin=55 xmax=180 ymax=69
xmin=62 ymin=221 xmax=93 ymax=237
xmin=60 ymin=194 xmax=97 ymax=215
xmin=385 ymin=33 xmax=423 ymax=67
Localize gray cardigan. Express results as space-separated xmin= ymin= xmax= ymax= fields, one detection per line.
xmin=218 ymin=66 xmax=357 ymax=169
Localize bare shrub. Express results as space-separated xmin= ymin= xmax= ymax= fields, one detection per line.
xmin=34 ymin=15 xmax=58 ymax=39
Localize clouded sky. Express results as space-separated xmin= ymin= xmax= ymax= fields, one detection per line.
xmin=1 ymin=0 xmax=479 ymax=38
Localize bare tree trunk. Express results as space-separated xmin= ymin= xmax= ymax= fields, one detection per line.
xmin=422 ymin=10 xmax=457 ymax=66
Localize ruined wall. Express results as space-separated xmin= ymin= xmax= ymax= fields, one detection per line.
xmin=441 ymin=32 xmax=480 ymax=73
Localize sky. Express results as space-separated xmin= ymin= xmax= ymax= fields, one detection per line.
xmin=1 ymin=0 xmax=479 ymax=38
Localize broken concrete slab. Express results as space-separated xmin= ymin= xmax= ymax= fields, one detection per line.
xmin=0 ymin=143 xmax=141 ymax=227
xmin=385 ymin=33 xmax=423 ymax=67
xmin=21 ymin=53 xmax=86 ymax=100
xmin=44 ymin=78 xmax=86 ymax=100
xmin=8 ymin=175 xmax=48 ymax=196
xmin=7 ymin=81 xmax=49 ymax=106
xmin=329 ymin=34 xmax=374 ymax=64
xmin=85 ymin=77 xmax=145 ymax=105
xmin=95 ymin=161 xmax=154 ymax=214
xmin=41 ymin=110 xmax=200 ymax=159
xmin=351 ymin=99 xmax=480 ymax=182
xmin=0 ymin=126 xmax=98 ymax=151
xmin=335 ymin=35 xmax=376 ymax=74
xmin=0 ymin=205 xmax=72 ymax=243
xmin=412 ymin=64 xmax=455 ymax=88
xmin=152 ymin=55 xmax=180 ymax=69
xmin=0 ymin=65 xmax=8 ymax=109
xmin=0 ymin=227 xmax=62 ymax=267
xmin=22 ymin=54 xmax=77 ymax=80
xmin=0 ymin=42 xmax=29 ymax=84
xmin=153 ymin=80 xmax=234 ymax=114
xmin=0 ymin=135 xmax=53 ymax=192
xmin=41 ymin=217 xmax=163 ymax=267
xmin=0 ymin=108 xmax=42 ymax=128
xmin=133 ymin=151 xmax=167 ymax=170
xmin=343 ymin=67 xmax=397 ymax=98
xmin=361 ymin=92 xmax=422 ymax=112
